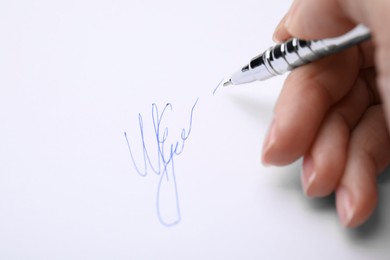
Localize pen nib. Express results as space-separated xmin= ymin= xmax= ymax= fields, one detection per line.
xmin=223 ymin=79 xmax=232 ymax=87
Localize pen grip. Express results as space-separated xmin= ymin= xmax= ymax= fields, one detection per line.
xmin=259 ymin=24 xmax=371 ymax=76
xmin=229 ymin=25 xmax=371 ymax=85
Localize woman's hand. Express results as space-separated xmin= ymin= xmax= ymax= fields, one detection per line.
xmin=263 ymin=0 xmax=390 ymax=228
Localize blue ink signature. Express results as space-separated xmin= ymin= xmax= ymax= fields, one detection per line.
xmin=213 ymin=78 xmax=224 ymax=95
xmin=124 ymin=99 xmax=198 ymax=227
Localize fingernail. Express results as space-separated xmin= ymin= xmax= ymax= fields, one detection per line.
xmin=262 ymin=119 xmax=277 ymax=166
xmin=272 ymin=31 xmax=281 ymax=43
xmin=273 ymin=18 xmax=287 ymax=43
xmin=285 ymin=0 xmax=301 ymax=29
xmin=337 ymin=187 xmax=354 ymax=227
xmin=301 ymin=156 xmax=316 ymax=196
xmin=284 ymin=13 xmax=292 ymax=29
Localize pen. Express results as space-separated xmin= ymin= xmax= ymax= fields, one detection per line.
xmin=223 ymin=24 xmax=371 ymax=86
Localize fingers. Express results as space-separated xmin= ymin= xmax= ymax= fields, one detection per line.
xmin=302 ymin=70 xmax=378 ymax=198
xmin=269 ymin=0 xmax=390 ymax=229
xmin=273 ymin=0 xmax=390 ymax=131
xmin=336 ymin=105 xmax=390 ymax=228
xmin=273 ymin=0 xmax=354 ymax=42
xmin=376 ymin=36 xmax=390 ymax=131
xmin=273 ymin=12 xmax=292 ymax=42
xmin=273 ymin=0 xmax=382 ymax=41
xmin=282 ymin=0 xmax=357 ymax=39
xmin=262 ymin=48 xmax=359 ymax=166
xmin=298 ymin=68 xmax=389 ymax=228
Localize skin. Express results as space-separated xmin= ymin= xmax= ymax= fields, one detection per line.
xmin=262 ymin=0 xmax=390 ymax=228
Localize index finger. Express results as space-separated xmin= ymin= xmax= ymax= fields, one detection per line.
xmin=276 ymin=0 xmax=381 ymax=40
xmin=262 ymin=47 xmax=360 ymax=166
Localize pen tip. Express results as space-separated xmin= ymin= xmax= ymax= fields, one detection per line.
xmin=223 ymin=79 xmax=232 ymax=87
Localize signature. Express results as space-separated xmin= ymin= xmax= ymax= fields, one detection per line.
xmin=124 ymin=99 xmax=198 ymax=227
xmin=213 ymin=78 xmax=224 ymax=95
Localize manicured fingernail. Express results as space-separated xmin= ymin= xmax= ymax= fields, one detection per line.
xmin=285 ymin=0 xmax=301 ymax=29
xmin=273 ymin=19 xmax=286 ymax=43
xmin=337 ymin=187 xmax=354 ymax=227
xmin=262 ymin=119 xmax=277 ymax=166
xmin=301 ymin=156 xmax=316 ymax=196
xmin=284 ymin=13 xmax=292 ymax=29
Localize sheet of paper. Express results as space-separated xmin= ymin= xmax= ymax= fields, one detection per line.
xmin=1 ymin=0 xmax=390 ymax=259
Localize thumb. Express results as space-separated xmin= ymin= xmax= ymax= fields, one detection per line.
xmin=282 ymin=0 xmax=356 ymax=39
xmin=274 ymin=0 xmax=390 ymax=141
xmin=274 ymin=0 xmax=383 ymax=40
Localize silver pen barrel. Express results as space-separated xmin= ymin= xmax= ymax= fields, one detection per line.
xmin=224 ymin=24 xmax=371 ymax=86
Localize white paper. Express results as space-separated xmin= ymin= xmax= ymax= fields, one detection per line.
xmin=1 ymin=0 xmax=390 ymax=259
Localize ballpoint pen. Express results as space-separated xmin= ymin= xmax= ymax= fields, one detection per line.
xmin=223 ymin=24 xmax=371 ymax=86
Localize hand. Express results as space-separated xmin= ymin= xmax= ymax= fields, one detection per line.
xmin=263 ymin=0 xmax=390 ymax=228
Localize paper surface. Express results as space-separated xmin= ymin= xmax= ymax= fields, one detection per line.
xmin=1 ymin=0 xmax=390 ymax=259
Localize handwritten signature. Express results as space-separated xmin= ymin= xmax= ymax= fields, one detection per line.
xmin=124 ymin=99 xmax=198 ymax=227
